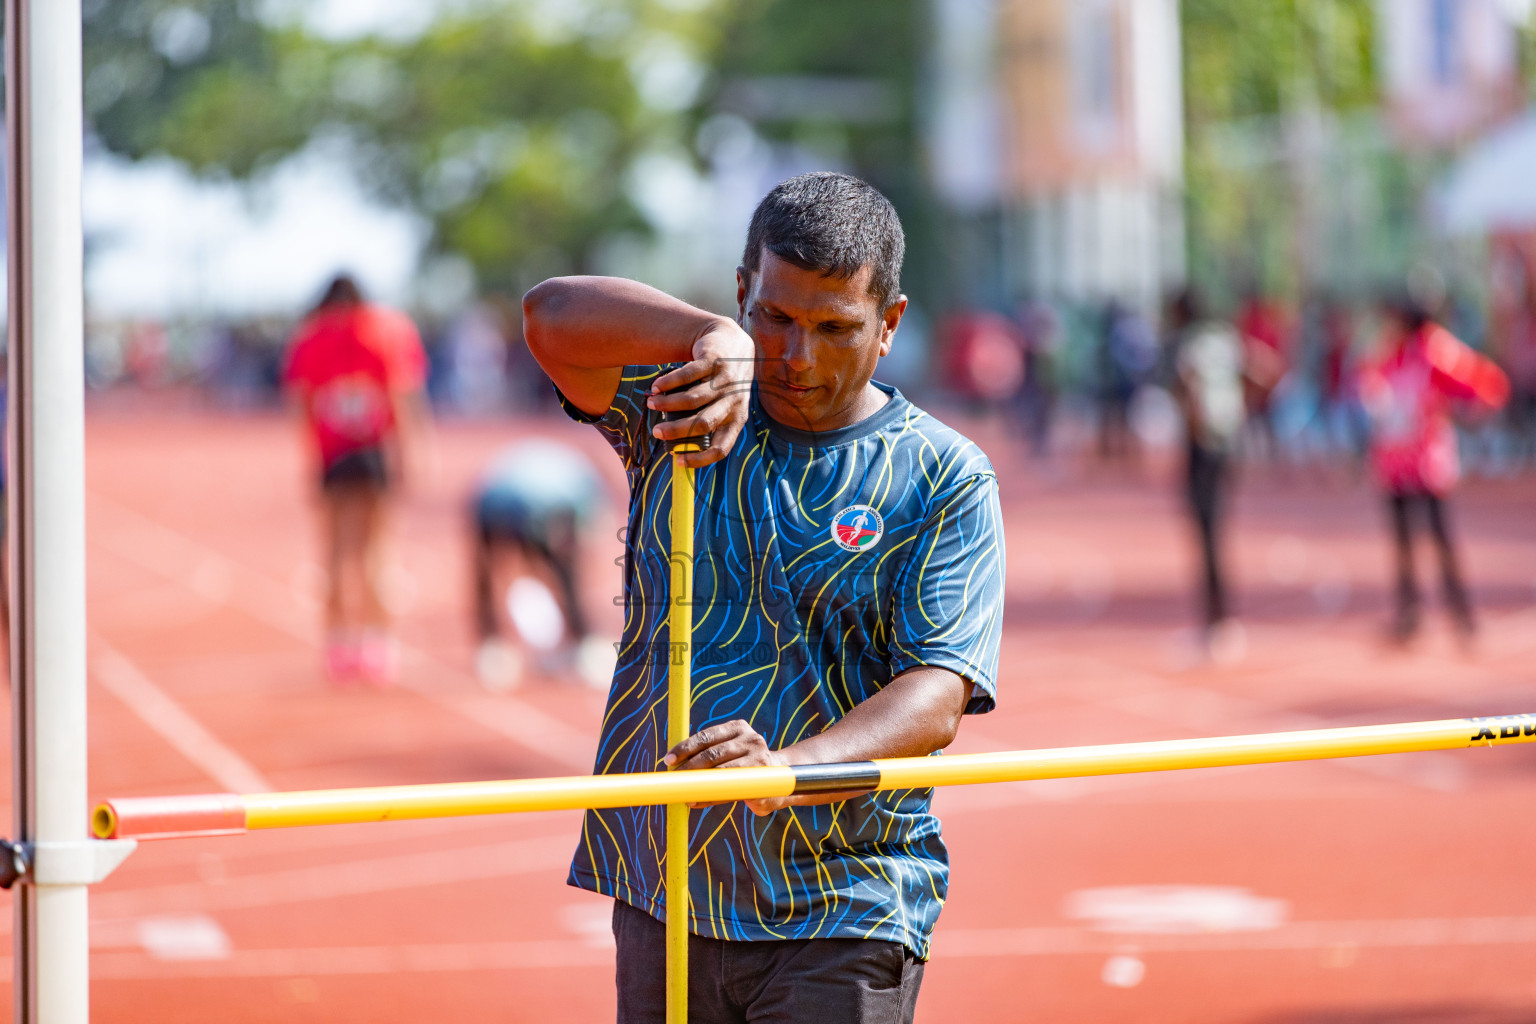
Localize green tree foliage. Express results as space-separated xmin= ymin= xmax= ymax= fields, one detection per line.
xmin=83 ymin=0 xmax=719 ymax=296
xmin=1181 ymin=0 xmax=1379 ymax=303
xmin=1183 ymin=0 xmax=1377 ymax=123
xmin=695 ymin=0 xmax=940 ymax=296
xmin=84 ymin=0 xmax=315 ymax=173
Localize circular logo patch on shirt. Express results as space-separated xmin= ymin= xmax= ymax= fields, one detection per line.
xmin=830 ymin=505 xmax=884 ymax=553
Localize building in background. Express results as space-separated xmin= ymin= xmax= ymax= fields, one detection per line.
xmin=1378 ymin=0 xmax=1526 ymax=149
xmin=929 ymin=0 xmax=1186 ymax=312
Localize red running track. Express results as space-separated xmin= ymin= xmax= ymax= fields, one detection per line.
xmin=2 ymin=404 xmax=1535 ymax=1022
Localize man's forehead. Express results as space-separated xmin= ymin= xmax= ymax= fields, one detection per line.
xmin=750 ymin=249 xmax=878 ymax=318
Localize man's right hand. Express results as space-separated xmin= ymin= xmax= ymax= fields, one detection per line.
xmin=646 ymin=319 xmax=756 ymax=469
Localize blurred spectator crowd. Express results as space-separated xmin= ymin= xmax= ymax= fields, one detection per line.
xmin=938 ymin=274 xmax=1536 ymax=476
xmin=85 ymin=261 xmax=1536 ymax=479
xmin=85 ymin=296 xmax=562 ymax=418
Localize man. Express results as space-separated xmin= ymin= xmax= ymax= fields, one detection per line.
xmin=523 ymin=172 xmax=1004 ymax=1024
xmin=1166 ymin=290 xmax=1246 ymax=659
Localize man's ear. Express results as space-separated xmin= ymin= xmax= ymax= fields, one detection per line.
xmin=736 ymin=267 xmax=751 ymax=325
xmin=878 ymin=295 xmax=909 ymax=358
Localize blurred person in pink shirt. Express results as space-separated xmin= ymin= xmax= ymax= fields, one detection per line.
xmin=1360 ymin=294 xmax=1509 ymax=644
xmin=283 ymin=274 xmax=430 ymax=685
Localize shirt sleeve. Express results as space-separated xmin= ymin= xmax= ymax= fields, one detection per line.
xmin=888 ymin=469 xmax=1005 ymax=714
xmin=379 ymin=309 xmax=427 ymax=393
xmin=1425 ymin=326 xmax=1510 ymax=410
xmin=555 ymin=365 xmax=676 ymax=478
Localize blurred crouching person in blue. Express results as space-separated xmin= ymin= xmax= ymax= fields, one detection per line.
xmin=471 ymin=438 xmax=614 ymax=690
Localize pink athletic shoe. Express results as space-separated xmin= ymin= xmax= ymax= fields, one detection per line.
xmin=356 ymin=633 xmax=399 ymax=688
xmin=324 ymin=639 xmax=360 ymax=686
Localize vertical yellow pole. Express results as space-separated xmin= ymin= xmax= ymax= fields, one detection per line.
xmin=666 ymin=451 xmax=694 ymax=1024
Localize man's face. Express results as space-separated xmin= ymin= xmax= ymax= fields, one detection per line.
xmin=736 ymin=249 xmax=906 ymax=433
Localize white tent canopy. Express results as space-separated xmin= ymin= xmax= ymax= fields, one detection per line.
xmin=1435 ymin=111 xmax=1536 ymax=234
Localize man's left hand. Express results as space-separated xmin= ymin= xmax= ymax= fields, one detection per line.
xmin=664 ymin=719 xmax=791 ymax=815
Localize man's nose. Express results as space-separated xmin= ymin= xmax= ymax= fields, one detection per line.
xmin=781 ymin=328 xmax=815 ymax=372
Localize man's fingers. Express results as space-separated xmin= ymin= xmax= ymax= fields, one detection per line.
xmin=704 ymin=418 xmax=746 ymax=459
xmin=647 ymin=378 xmax=717 ymax=413
xmin=652 ymin=358 xmax=744 ymax=403
xmin=664 ymin=721 xmax=741 ymax=765
xmin=671 ymin=738 xmax=757 ymax=771
xmin=652 ymin=359 xmax=714 ymax=394
xmin=653 ymin=389 xmax=750 ymax=467
xmin=654 ymin=394 xmax=733 ymax=442
xmin=649 ymin=373 xmax=751 ymax=418
xmin=664 ymin=720 xmax=766 ymax=769
xmin=655 ymin=353 xmax=754 ymax=400
xmin=746 ymin=797 xmax=788 ymax=817
xmin=677 ymin=417 xmax=744 ymax=468
xmin=652 ymin=413 xmax=713 ymax=441
xmin=674 ymin=400 xmax=750 ymax=467
xmin=677 ymin=445 xmax=727 ymax=469
xmin=649 ymin=348 xmax=752 ymax=467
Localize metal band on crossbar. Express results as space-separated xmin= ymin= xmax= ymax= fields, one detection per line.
xmin=94 ymin=712 xmax=1536 ymax=840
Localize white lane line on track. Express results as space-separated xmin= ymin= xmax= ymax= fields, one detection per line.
xmin=86 ymin=938 xmax=613 ymax=979
xmin=68 ymin=914 xmax=1536 ymax=980
xmin=0 ymin=830 xmax=577 ymax=939
xmin=393 ymin=668 xmax=597 ymax=772
xmin=89 ymin=832 xmax=575 ymax=921
xmin=92 ymin=643 xmax=274 ymax=795
xmin=89 ymin=492 xmax=596 ymax=771
xmin=934 ymin=915 xmax=1536 ymax=957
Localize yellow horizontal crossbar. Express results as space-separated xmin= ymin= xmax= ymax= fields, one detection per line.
xmin=93 ymin=712 xmax=1536 ymax=840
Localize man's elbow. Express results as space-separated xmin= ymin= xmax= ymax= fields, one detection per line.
xmin=521 ymin=278 xmax=573 ymax=361
xmin=932 ymin=693 xmax=969 ymax=751
xmin=935 ymin=715 xmax=963 ymax=751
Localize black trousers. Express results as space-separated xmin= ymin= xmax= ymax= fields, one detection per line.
xmin=1186 ymin=441 xmax=1229 ymax=627
xmin=1388 ymin=491 xmax=1473 ymax=632
xmin=472 ymin=512 xmax=586 ymax=642
xmin=612 ymin=900 xmax=924 ymax=1024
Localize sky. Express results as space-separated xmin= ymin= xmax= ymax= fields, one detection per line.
xmin=79 ymin=0 xmax=708 ymax=320
xmin=266 ymin=0 xmax=442 ymax=41
xmin=84 ymin=149 xmax=425 ymax=319
xmin=81 ymin=0 xmax=436 ymax=321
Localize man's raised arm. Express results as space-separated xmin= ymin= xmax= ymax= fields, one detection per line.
xmin=522 ymin=276 xmax=756 ymax=466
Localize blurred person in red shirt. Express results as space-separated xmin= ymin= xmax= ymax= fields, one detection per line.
xmin=283 ymin=274 xmax=429 ymax=685
xmin=941 ymin=311 xmax=1026 ymax=413
xmin=1360 ymin=294 xmax=1509 ymax=644
xmin=1236 ymin=289 xmax=1290 ymax=461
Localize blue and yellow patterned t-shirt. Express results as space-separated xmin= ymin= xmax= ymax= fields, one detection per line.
xmin=563 ymin=367 xmax=1004 ymax=958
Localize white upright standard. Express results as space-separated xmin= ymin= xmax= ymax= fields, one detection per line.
xmin=7 ymin=0 xmax=92 ymax=1019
